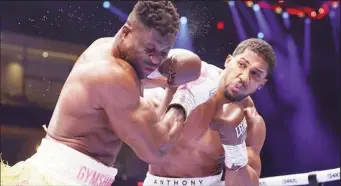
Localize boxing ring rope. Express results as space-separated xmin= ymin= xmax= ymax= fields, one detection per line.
xmin=258 ymin=167 xmax=340 ymax=186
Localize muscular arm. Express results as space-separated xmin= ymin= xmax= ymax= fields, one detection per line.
xmin=94 ymin=62 xmax=185 ymax=164
xmin=224 ymin=105 xmax=266 ymax=186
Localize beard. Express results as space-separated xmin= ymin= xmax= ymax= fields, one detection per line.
xmin=223 ymin=89 xmax=246 ymax=102
xmin=222 ymin=83 xmax=251 ymax=102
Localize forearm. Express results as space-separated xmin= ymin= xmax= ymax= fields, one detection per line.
xmin=127 ymin=106 xmax=185 ymax=164
xmin=224 ymin=165 xmax=259 ymax=186
xmin=154 ymin=106 xmax=186 ymax=157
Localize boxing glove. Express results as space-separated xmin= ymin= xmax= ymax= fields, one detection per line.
xmin=217 ymin=104 xmax=248 ymax=171
xmin=167 ymin=62 xmax=220 ymax=119
xmin=147 ymin=48 xmax=202 ymax=87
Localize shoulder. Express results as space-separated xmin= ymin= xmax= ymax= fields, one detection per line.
xmin=90 ymin=37 xmax=115 ymax=46
xmin=93 ymin=60 xmax=141 ymax=108
xmin=83 ymin=37 xmax=115 ymax=52
xmin=100 ymin=59 xmax=139 ymax=91
xmin=242 ymin=97 xmax=264 ymax=128
xmin=241 ymin=96 xmax=255 ymax=108
xmin=73 ymin=59 xmax=139 ymax=97
xmin=79 ymin=37 xmax=115 ymax=62
xmin=201 ymin=61 xmax=222 ymax=77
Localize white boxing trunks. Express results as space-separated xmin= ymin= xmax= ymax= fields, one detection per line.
xmin=143 ymin=172 xmax=224 ymax=186
xmin=1 ymin=138 xmax=118 ymax=186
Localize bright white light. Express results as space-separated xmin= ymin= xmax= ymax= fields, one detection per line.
xmin=282 ymin=12 xmax=289 ymax=19
xmin=253 ymin=4 xmax=260 ymax=11
xmin=42 ymin=52 xmax=48 ymax=58
xmin=103 ymin=1 xmax=110 ymax=9
xmin=228 ymin=1 xmax=235 ymax=6
xmin=257 ymin=32 xmax=264 ymax=39
xmin=180 ymin=16 xmax=187 ymax=24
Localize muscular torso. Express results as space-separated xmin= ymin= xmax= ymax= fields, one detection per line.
xmin=149 ymin=94 xmax=253 ymax=178
xmin=46 ymin=37 xmax=156 ymax=166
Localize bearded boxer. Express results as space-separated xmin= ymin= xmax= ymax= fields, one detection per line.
xmin=0 ymin=2 xmax=208 ymax=186
xmin=143 ymin=38 xmax=275 ymax=186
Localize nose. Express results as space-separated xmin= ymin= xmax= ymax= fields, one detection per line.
xmin=238 ymin=71 xmax=249 ymax=86
xmin=149 ymin=54 xmax=164 ymax=65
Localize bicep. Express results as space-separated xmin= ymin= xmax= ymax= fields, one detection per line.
xmin=97 ymin=70 xmax=163 ymax=162
xmin=99 ymin=74 xmax=140 ymax=138
xmin=107 ymin=100 xmax=162 ymax=162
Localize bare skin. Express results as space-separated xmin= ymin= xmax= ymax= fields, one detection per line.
xmin=148 ymin=93 xmax=264 ymax=178
xmin=46 ymin=37 xmax=143 ymax=166
xmin=45 ymin=35 xmax=192 ymax=166
xmin=148 ymin=48 xmax=269 ymax=183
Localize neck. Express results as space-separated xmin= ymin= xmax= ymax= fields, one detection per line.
xmin=111 ymin=30 xmax=123 ymax=59
xmin=212 ymin=90 xmax=231 ymax=108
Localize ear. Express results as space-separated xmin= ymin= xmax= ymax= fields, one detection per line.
xmin=257 ymin=79 xmax=268 ymax=90
xmin=224 ymin=54 xmax=232 ymax=68
xmin=121 ymin=24 xmax=132 ymax=38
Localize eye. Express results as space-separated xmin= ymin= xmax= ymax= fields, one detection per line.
xmin=145 ymin=48 xmax=154 ymax=53
xmin=238 ymin=61 xmax=247 ymax=68
xmin=251 ymin=71 xmax=262 ymax=79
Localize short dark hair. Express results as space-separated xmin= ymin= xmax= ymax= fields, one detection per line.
xmin=233 ymin=38 xmax=276 ymax=77
xmin=130 ymin=1 xmax=180 ymax=36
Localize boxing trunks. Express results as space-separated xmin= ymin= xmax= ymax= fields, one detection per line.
xmin=143 ymin=172 xmax=224 ymax=186
xmin=1 ymin=138 xmax=117 ymax=186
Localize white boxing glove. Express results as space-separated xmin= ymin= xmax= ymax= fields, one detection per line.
xmin=167 ymin=62 xmax=220 ymax=119
xmin=146 ymin=49 xmax=183 ymax=79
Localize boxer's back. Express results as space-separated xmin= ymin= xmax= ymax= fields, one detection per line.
xmin=46 ymin=38 xmax=130 ymax=166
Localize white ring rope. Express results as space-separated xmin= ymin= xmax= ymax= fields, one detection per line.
xmin=258 ymin=167 xmax=340 ymax=186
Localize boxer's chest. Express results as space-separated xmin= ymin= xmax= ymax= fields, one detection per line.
xmin=210 ymin=103 xmax=236 ymax=128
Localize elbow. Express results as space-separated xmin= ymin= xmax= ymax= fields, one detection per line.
xmin=145 ymin=134 xmax=176 ymax=164
xmin=153 ymin=134 xmax=178 ymax=162
xmin=155 ymin=134 xmax=177 ymax=159
xmin=135 ymin=145 xmax=170 ymax=165
xmin=157 ymin=145 xmax=172 ymax=159
xmin=145 ymin=145 xmax=172 ymax=164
